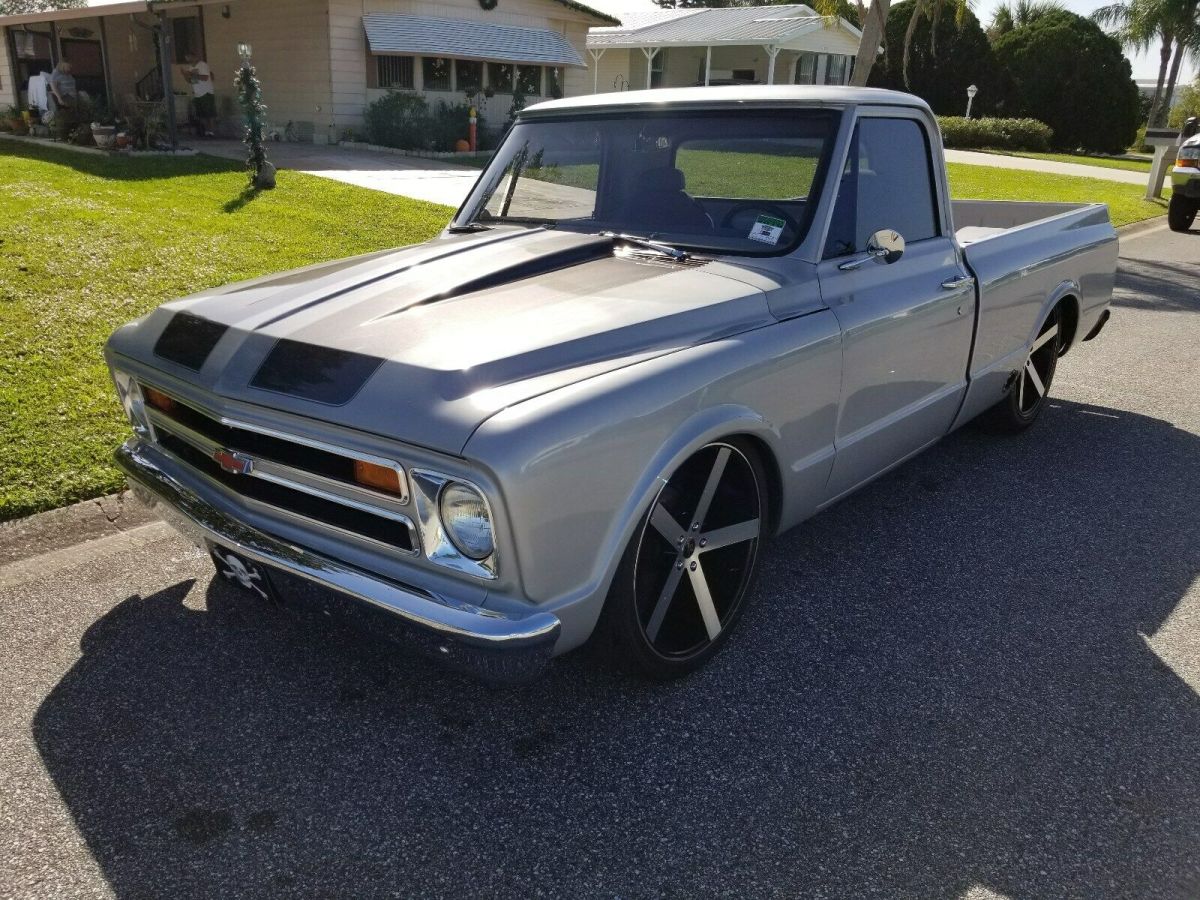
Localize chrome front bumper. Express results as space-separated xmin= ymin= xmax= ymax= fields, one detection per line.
xmin=115 ymin=439 xmax=560 ymax=682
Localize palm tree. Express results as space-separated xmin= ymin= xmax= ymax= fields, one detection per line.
xmin=898 ymin=0 xmax=973 ymax=90
xmin=849 ymin=0 xmax=890 ymax=85
xmin=990 ymin=0 xmax=1064 ymax=38
xmin=1095 ymin=0 xmax=1173 ymax=126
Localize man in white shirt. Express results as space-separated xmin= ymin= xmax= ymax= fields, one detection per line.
xmin=182 ymin=53 xmax=216 ymax=137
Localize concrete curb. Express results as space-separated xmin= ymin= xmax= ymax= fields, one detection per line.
xmin=1116 ymin=216 xmax=1168 ymax=240
xmin=0 ymin=491 xmax=156 ymax=568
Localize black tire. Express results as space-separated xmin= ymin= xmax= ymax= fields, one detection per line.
xmin=594 ymin=438 xmax=768 ymax=680
xmin=981 ymin=305 xmax=1062 ymax=434
xmin=1168 ymin=194 xmax=1197 ymax=232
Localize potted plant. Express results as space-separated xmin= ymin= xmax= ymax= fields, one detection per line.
xmin=91 ymin=102 xmax=118 ymax=150
xmin=3 ymin=104 xmax=24 ymax=133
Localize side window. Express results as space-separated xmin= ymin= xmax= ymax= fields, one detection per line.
xmin=823 ymin=118 xmax=940 ymax=259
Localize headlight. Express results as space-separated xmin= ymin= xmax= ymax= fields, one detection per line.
xmin=438 ymin=481 xmax=495 ymax=560
xmin=112 ymin=370 xmax=153 ymax=439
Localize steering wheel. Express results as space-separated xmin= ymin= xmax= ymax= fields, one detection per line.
xmin=719 ymin=202 xmax=799 ymax=235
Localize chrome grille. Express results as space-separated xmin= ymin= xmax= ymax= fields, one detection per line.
xmin=139 ymin=385 xmax=417 ymax=555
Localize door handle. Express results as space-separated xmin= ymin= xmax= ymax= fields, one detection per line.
xmin=941 ymin=275 xmax=974 ymax=291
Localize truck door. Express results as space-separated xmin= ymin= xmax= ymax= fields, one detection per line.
xmin=816 ymin=115 xmax=976 ymax=501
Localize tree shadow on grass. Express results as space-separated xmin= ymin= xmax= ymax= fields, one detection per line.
xmin=0 ymin=136 xmax=238 ymax=181
xmin=31 ymin=398 xmax=1200 ymax=898
xmin=222 ymin=185 xmax=263 ymax=213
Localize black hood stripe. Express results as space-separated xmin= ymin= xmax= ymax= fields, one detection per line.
xmin=253 ymin=228 xmax=534 ymax=332
xmin=153 ymin=313 xmax=229 ymax=371
xmin=250 ymin=339 xmax=384 ymax=406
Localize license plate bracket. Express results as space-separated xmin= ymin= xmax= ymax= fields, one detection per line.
xmin=208 ymin=544 xmax=280 ymax=604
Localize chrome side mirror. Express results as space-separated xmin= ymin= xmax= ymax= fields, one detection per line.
xmin=867 ymin=229 xmax=905 ymax=264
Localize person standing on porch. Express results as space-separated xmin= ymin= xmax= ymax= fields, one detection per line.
xmin=182 ymin=53 xmax=216 ymax=137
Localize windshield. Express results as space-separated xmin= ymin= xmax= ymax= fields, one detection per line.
xmin=457 ymin=109 xmax=839 ymax=255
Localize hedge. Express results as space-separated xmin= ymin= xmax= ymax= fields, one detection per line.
xmin=365 ymin=91 xmax=495 ymax=152
xmin=937 ymin=116 xmax=1053 ymax=152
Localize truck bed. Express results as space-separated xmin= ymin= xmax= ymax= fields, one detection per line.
xmin=949 ymin=200 xmax=1119 ymax=428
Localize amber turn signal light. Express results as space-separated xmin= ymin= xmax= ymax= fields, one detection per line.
xmin=354 ymin=459 xmax=403 ymax=495
xmin=142 ymin=386 xmax=177 ymax=414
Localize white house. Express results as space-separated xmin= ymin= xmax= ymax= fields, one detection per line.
xmin=0 ymin=0 xmax=618 ymax=143
xmin=586 ymin=5 xmax=862 ymax=94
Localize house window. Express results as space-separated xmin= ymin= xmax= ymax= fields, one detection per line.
xmin=171 ymin=16 xmax=202 ymax=64
xmin=517 ymin=64 xmax=541 ymax=96
xmin=794 ymin=52 xmax=818 ymax=85
xmin=456 ymin=59 xmax=483 ymax=95
xmin=731 ymin=68 xmax=755 ymax=82
xmin=824 ymin=55 xmax=848 ymax=85
xmin=488 ymin=62 xmax=514 ymax=93
xmin=546 ymin=66 xmax=563 ymax=99
xmin=650 ymin=50 xmax=667 ymax=88
xmin=423 ymin=57 xmax=452 ymax=91
xmin=377 ymin=56 xmax=414 ymax=90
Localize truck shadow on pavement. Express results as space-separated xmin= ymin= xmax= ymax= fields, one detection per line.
xmin=33 ymin=399 xmax=1200 ymax=899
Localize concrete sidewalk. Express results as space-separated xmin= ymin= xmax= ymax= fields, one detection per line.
xmin=199 ymin=139 xmax=477 ymax=207
xmin=198 ymin=140 xmax=1163 ymax=206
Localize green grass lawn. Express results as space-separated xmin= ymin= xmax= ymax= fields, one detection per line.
xmin=459 ymin=152 xmax=1167 ymax=228
xmin=946 ymin=163 xmax=1168 ymax=226
xmin=966 ymin=149 xmax=1153 ymax=173
xmin=0 ymin=141 xmax=452 ymax=522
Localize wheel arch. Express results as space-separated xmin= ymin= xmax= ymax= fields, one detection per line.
xmin=599 ymin=405 xmax=785 ymax=594
xmin=1040 ymin=281 xmax=1081 ymax=356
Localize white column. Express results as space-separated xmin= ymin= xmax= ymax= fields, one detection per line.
xmin=704 ymin=45 xmax=712 ymax=86
xmin=764 ymin=45 xmax=780 ymax=84
xmin=641 ymin=46 xmax=659 ymax=88
xmin=589 ymin=48 xmax=606 ymax=94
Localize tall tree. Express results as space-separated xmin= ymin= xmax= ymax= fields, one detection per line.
xmin=851 ymin=0 xmax=889 ymax=84
xmin=868 ymin=0 xmax=998 ymax=113
xmin=0 ymin=0 xmax=84 ymax=13
xmin=1093 ymin=0 xmax=1188 ymax=126
xmin=994 ymin=8 xmax=1141 ymax=151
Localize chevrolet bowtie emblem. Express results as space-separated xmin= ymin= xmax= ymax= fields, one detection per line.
xmin=213 ymin=448 xmax=254 ymax=475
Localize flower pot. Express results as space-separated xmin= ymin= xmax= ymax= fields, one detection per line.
xmin=91 ymin=123 xmax=117 ymax=150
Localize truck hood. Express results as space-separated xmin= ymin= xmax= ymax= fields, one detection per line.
xmin=108 ymin=228 xmax=781 ymax=454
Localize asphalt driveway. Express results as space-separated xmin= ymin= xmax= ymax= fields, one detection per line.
xmin=1 ymin=224 xmax=1197 ymax=899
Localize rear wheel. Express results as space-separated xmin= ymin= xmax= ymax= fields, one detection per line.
xmin=981 ymin=305 xmax=1062 ymax=433
xmin=595 ymin=439 xmax=767 ymax=679
xmin=1168 ymin=194 xmax=1197 ymax=232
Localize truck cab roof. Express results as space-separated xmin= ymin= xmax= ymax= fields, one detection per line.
xmin=522 ymin=85 xmax=934 ymax=117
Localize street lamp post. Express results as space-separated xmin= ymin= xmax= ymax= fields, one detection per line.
xmin=966 ymin=84 xmax=979 ymax=119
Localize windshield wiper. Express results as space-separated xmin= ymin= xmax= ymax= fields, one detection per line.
xmin=602 ymin=231 xmax=690 ymax=261
xmin=447 ymin=222 xmax=492 ymax=233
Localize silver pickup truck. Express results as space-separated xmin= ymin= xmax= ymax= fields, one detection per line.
xmin=106 ymin=87 xmax=1117 ymax=682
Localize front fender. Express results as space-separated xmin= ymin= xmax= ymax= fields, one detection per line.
xmin=464 ymin=312 xmax=841 ymax=652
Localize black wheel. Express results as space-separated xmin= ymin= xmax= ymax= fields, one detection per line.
xmin=981 ymin=305 xmax=1062 ymax=433
xmin=1168 ymin=194 xmax=1197 ymax=232
xmin=595 ymin=439 xmax=767 ymax=679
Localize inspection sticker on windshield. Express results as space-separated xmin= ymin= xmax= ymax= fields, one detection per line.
xmin=748 ymin=214 xmax=786 ymax=245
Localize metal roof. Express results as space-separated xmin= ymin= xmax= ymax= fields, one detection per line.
xmin=586 ymin=4 xmax=861 ymax=49
xmin=0 ymin=0 xmax=234 ymax=28
xmin=364 ymin=14 xmax=586 ymax=68
xmin=522 ymin=85 xmax=928 ymax=115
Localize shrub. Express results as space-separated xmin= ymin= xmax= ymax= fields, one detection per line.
xmin=364 ymin=91 xmax=430 ymax=149
xmin=937 ymin=115 xmax=1053 ymax=151
xmin=867 ymin=0 xmax=1002 ymax=117
xmin=426 ymin=100 xmax=477 ymax=151
xmin=993 ymin=9 xmax=1140 ymax=154
xmin=364 ymin=92 xmax=486 ymax=151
